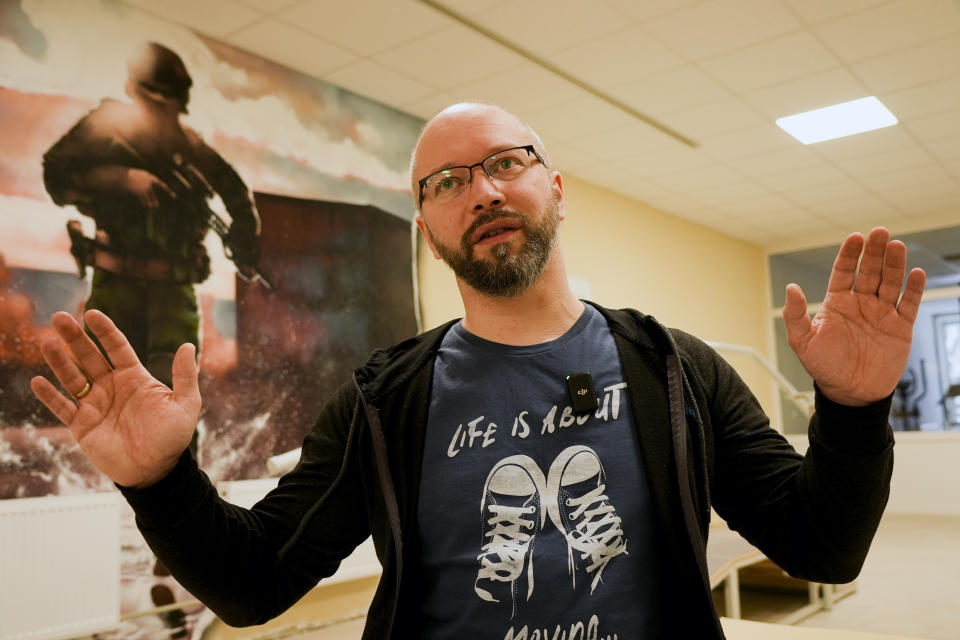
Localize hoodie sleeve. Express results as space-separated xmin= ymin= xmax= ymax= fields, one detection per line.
xmin=676 ymin=330 xmax=893 ymax=584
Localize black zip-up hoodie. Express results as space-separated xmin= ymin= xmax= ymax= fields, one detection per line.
xmin=122 ymin=303 xmax=894 ymax=638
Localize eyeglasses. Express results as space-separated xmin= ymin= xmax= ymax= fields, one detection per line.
xmin=418 ymin=145 xmax=547 ymax=207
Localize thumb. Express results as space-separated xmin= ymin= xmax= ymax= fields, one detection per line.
xmin=171 ymin=342 xmax=201 ymax=413
xmin=783 ymin=284 xmax=813 ymax=346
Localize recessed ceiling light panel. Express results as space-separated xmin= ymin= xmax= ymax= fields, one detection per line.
xmin=776 ymin=96 xmax=898 ymax=144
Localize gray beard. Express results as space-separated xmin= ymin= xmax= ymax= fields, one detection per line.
xmin=428 ymin=199 xmax=560 ymax=298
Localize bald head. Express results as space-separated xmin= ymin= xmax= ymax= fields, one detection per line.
xmin=410 ymin=102 xmax=550 ymax=208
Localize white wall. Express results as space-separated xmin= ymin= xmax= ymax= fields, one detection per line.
xmin=787 ymin=433 xmax=960 ymax=517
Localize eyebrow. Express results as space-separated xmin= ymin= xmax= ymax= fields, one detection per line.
xmin=422 ymin=144 xmax=524 ymax=180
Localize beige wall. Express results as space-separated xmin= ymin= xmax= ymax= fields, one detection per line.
xmin=416 ymin=174 xmax=779 ymax=419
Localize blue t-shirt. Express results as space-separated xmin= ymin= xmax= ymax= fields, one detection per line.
xmin=416 ymin=305 xmax=664 ymax=639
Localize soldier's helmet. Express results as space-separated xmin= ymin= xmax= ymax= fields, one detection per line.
xmin=127 ymin=42 xmax=192 ymax=113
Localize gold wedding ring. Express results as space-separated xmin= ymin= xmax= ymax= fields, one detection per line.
xmin=74 ymin=380 xmax=92 ymax=400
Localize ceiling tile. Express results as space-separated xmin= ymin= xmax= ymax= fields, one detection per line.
xmin=546 ymin=141 xmax=607 ymax=173
xmin=882 ymin=77 xmax=960 ymax=121
xmin=123 ymin=0 xmax=261 ymax=38
xmin=226 ymin=18 xmax=357 ymax=78
xmin=852 ymin=34 xmax=960 ymax=94
xmin=700 ymin=31 xmax=840 ymax=94
xmin=231 ymin=0 xmax=304 ymax=13
xmin=903 ymin=108 xmax=960 ymax=143
xmin=463 ymin=0 xmax=626 ymax=57
xmin=548 ymin=27 xmax=685 ymax=90
xmin=757 ymin=163 xmax=849 ymax=192
xmin=807 ymin=193 xmax=902 ymax=221
xmin=735 ymin=205 xmax=811 ymax=223
xmin=828 ymin=145 xmax=936 ymax=179
xmin=524 ymin=96 xmax=637 ymax=144
xmin=447 ymin=63 xmax=586 ymax=114
xmin=372 ymin=25 xmax=526 ymax=91
xmin=603 ymin=0 xmax=707 ymax=22
xmin=742 ymin=68 xmax=869 ymax=119
xmin=650 ymin=165 xmax=744 ymax=192
xmin=685 ymin=176 xmax=772 ymax=203
xmin=782 ymin=0 xmax=887 ymax=26
xmin=781 ymin=180 xmax=872 ymax=206
xmin=857 ymin=162 xmax=954 ymax=192
xmin=814 ymin=0 xmax=960 ymax=63
xmin=714 ymin=194 xmax=797 ymax=217
xmin=763 ymin=216 xmax=839 ymax=235
xmin=639 ymin=190 xmax=713 ymax=215
xmin=565 ymin=121 xmax=693 ymax=164
xmin=876 ymin=179 xmax=960 ymax=215
xmin=278 ymin=0 xmax=451 ymax=56
xmin=569 ymin=160 xmax=644 ymax=193
xmin=730 ymin=146 xmax=823 ymax=178
xmin=923 ymin=133 xmax=960 ymax=162
xmin=642 ymin=0 xmax=801 ymax=60
xmin=432 ymin=0 xmax=503 ymax=16
xmin=609 ymin=66 xmax=732 ymax=117
xmin=323 ymin=59 xmax=436 ymax=105
xmin=943 ymin=158 xmax=960 ymax=179
xmin=699 ymin=124 xmax=795 ymax=161
xmin=659 ymin=98 xmax=767 ymax=140
xmin=397 ymin=91 xmax=458 ymax=120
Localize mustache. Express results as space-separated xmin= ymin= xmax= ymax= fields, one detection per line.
xmin=461 ymin=210 xmax=527 ymax=247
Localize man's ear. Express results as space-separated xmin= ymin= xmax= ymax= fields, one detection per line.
xmin=552 ymin=171 xmax=566 ymax=221
xmin=416 ymin=215 xmax=442 ymax=259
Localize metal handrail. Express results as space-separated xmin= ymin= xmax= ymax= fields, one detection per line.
xmin=706 ymin=341 xmax=814 ymax=418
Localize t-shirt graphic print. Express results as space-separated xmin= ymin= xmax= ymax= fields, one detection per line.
xmin=416 ymin=305 xmax=664 ymax=639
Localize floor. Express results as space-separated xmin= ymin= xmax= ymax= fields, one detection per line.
xmin=200 ymin=514 xmax=960 ymax=640
xmin=793 ymin=514 xmax=960 ymax=640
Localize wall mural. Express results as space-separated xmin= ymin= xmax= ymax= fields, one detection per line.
xmin=0 ymin=0 xmax=423 ymax=636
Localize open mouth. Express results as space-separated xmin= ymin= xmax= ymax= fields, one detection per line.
xmin=473 ymin=220 xmax=522 ymax=245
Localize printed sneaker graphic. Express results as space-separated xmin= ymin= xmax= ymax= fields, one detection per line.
xmin=474 ymin=455 xmax=547 ymax=618
xmin=546 ymin=445 xmax=628 ymax=593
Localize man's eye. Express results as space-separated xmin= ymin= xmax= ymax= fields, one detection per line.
xmin=433 ymin=175 xmax=464 ymax=195
xmin=495 ymin=158 xmax=517 ymax=171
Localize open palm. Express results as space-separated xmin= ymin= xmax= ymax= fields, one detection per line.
xmin=30 ymin=310 xmax=201 ymax=488
xmin=783 ymin=228 xmax=926 ymax=407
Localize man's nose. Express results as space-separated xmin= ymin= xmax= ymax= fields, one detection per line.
xmin=468 ymin=165 xmax=504 ymax=212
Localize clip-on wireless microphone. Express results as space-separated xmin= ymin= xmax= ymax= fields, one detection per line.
xmin=566 ymin=372 xmax=599 ymax=414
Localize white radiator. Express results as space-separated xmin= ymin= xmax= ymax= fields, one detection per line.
xmin=0 ymin=492 xmax=121 ymax=640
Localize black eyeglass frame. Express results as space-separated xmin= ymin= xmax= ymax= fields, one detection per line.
xmin=417 ymin=144 xmax=547 ymax=207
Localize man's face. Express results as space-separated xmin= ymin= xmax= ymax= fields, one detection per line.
xmin=425 ymin=193 xmax=562 ymax=297
xmin=414 ymin=105 xmax=565 ymax=297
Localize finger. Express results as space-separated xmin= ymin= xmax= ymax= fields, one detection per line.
xmin=172 ymin=343 xmax=201 ymax=413
xmin=897 ymin=268 xmax=927 ymax=324
xmin=826 ymin=232 xmax=864 ymax=293
xmin=83 ymin=309 xmax=143 ymax=369
xmin=50 ymin=311 xmax=112 ymax=380
xmin=39 ymin=336 xmax=90 ymax=400
xmin=30 ymin=376 xmax=77 ymax=425
xmin=156 ymin=180 xmax=176 ymax=199
xmin=853 ymin=227 xmax=891 ymax=295
xmin=876 ymin=240 xmax=907 ymax=306
xmin=783 ymin=284 xmax=813 ymax=347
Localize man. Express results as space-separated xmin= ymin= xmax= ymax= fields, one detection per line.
xmin=31 ymin=103 xmax=926 ymax=638
xmin=42 ymin=41 xmax=261 ymax=390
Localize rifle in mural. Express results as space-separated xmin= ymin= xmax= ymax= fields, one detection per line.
xmin=118 ymin=138 xmax=275 ymax=291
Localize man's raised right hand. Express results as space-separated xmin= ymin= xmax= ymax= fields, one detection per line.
xmin=30 ymin=310 xmax=201 ymax=489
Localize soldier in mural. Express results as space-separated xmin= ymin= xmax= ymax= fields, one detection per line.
xmin=42 ymin=41 xmax=263 ymax=392
xmin=41 ymin=41 xmax=263 ymax=638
